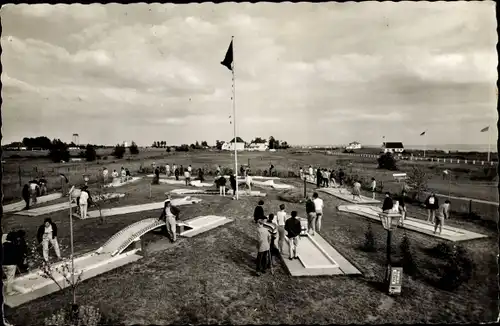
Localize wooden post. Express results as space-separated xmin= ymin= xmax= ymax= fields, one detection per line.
xmin=303 ymin=177 xmax=307 ymax=198
xmin=18 ymin=165 xmax=22 ymax=187
xmin=468 ymin=200 xmax=472 ymax=217
xmin=149 ymin=183 xmax=152 ymax=199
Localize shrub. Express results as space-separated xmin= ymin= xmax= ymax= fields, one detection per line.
xmin=361 ymin=223 xmax=376 ymax=252
xmin=399 ymin=233 xmax=418 ymax=276
xmin=44 ymin=305 xmax=101 ymax=326
xmin=85 ymin=145 xmax=97 ymax=162
xmin=112 ymin=144 xmax=126 ymax=159
xmin=439 ymin=245 xmax=475 ymax=291
xmin=430 ymin=242 xmax=454 ymax=259
xmin=406 ymin=166 xmax=429 ymax=201
xmin=102 ymin=156 xmax=108 ymax=160
xmin=377 ymin=153 xmax=398 ymax=171
xmin=129 ymin=141 xmax=139 ymax=155
xmin=78 ymin=151 xmax=86 ymax=158
xmin=166 ymin=147 xmax=171 ymax=153
xmin=49 ymin=147 xmax=70 ymax=163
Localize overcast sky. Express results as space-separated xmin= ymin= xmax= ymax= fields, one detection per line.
xmin=1 ymin=2 xmax=497 ymax=147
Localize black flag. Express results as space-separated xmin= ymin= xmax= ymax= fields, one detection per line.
xmin=221 ymin=40 xmax=233 ymax=71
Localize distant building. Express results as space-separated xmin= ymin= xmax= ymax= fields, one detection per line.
xmin=382 ymin=142 xmax=405 ymax=153
xmin=222 ymin=137 xmax=246 ymax=151
xmin=247 ymin=140 xmax=268 ymax=152
xmin=123 ymin=142 xmax=129 ymax=148
xmin=346 ymin=141 xmax=362 ymax=150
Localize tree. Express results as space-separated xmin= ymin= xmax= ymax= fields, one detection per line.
xmin=85 ymin=144 xmax=97 ymax=162
xmin=190 ymin=143 xmax=196 ymax=149
xmin=112 ymin=144 xmax=126 ymax=159
xmin=406 ymin=165 xmax=429 ymax=200
xmin=215 ymin=140 xmax=223 ymax=150
xmin=400 ymin=233 xmax=418 ymax=276
xmin=201 ymin=141 xmax=208 ymax=147
xmin=269 ymin=136 xmax=276 ymax=149
xmin=195 ymin=141 xmax=200 ymax=149
xmin=48 ymin=139 xmax=70 ymax=163
xmin=252 ymin=137 xmax=266 ymax=144
xmin=377 ymin=152 xmax=398 ymax=171
xmin=152 ymin=141 xmax=157 ymax=148
xmin=129 ymin=141 xmax=139 ymax=155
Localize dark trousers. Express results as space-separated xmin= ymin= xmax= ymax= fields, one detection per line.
xmin=316 ymin=177 xmax=321 ymax=188
xmin=256 ymin=251 xmax=269 ymax=272
xmin=23 ymin=197 xmax=30 ymax=209
xmin=175 ymin=174 xmax=179 ymax=180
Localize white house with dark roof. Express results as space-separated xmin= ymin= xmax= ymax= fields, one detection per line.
xmin=222 ymin=137 xmax=246 ymax=151
xmin=346 ymin=141 xmax=362 ymax=150
xmin=247 ymin=140 xmax=268 ymax=151
xmin=382 ymin=142 xmax=405 ymax=153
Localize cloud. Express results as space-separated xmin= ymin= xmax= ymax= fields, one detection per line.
xmin=1 ymin=2 xmax=497 ymax=146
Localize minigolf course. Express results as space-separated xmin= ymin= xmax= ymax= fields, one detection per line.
xmin=338 ymin=205 xmax=488 ymax=242
xmin=5 ymin=214 xmax=233 ymax=308
xmin=104 ymin=177 xmax=142 ymax=188
xmin=159 ymin=179 xmax=213 ymax=187
xmin=319 ymin=188 xmax=380 ymax=204
xmin=169 ymin=189 xmax=266 ymax=197
xmin=77 ymin=196 xmax=202 ymax=219
xmin=4 ymin=193 xmax=63 ymax=213
xmin=281 ymin=233 xmax=361 ymax=277
xmin=15 ymin=193 xmax=126 ymax=217
xmin=251 ymin=179 xmax=294 ymax=190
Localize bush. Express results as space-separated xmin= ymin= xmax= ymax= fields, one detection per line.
xmin=406 ymin=166 xmax=429 ymax=201
xmin=166 ymin=147 xmax=171 ymax=153
xmin=112 ymin=144 xmax=126 ymax=159
xmin=429 ymin=242 xmax=454 ymax=259
xmin=377 ymin=153 xmax=398 ymax=171
xmin=439 ymin=245 xmax=475 ymax=291
xmin=44 ymin=305 xmax=101 ymax=326
xmin=399 ymin=233 xmax=418 ymax=276
xmin=85 ymin=145 xmax=97 ymax=162
xmin=129 ymin=141 xmax=139 ymax=155
xmin=49 ymin=147 xmax=70 ymax=163
xmin=361 ymin=223 xmax=376 ymax=252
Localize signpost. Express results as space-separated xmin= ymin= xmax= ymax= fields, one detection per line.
xmin=388 ymin=267 xmax=403 ymax=295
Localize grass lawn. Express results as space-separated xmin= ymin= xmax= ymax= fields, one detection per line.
xmin=2 ymin=176 xmax=497 ymax=324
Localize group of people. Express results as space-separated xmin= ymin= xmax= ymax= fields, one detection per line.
xmin=251 ymin=194 xmax=325 ymax=276
xmin=153 ymin=163 xmax=206 ymax=186
xmin=69 ymin=185 xmax=96 ymax=219
xmin=299 ymin=166 xmax=346 ymax=189
xmin=2 ymin=218 xmax=62 ymax=296
xmin=102 ymin=167 xmax=132 ymax=184
xmin=21 ymin=178 xmax=48 ymax=210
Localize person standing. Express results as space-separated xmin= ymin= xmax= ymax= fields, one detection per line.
xmin=2 ymin=232 xmax=21 ymax=296
xmin=299 ymin=167 xmax=304 ymax=180
xmin=352 ymin=180 xmax=362 ymax=201
xmin=267 ymin=214 xmax=279 ymax=258
xmin=39 ymin=177 xmax=48 ymax=196
xmin=102 ymin=167 xmax=109 ymax=184
xmin=179 ymin=165 xmax=184 ymax=176
xmin=125 ymin=168 xmax=131 ymax=181
xmin=316 ymin=167 xmax=322 ymax=188
xmin=398 ymin=190 xmax=408 ymax=225
xmin=174 ymin=166 xmax=180 ymax=181
xmin=240 ymin=165 xmax=245 ymax=176
xmin=330 ymin=169 xmax=337 ymax=187
xmin=159 ymin=199 xmax=180 ymax=243
xmin=312 ymin=192 xmax=324 ymax=233
xmin=153 ymin=166 xmax=161 ymax=185
xmin=216 ymin=165 xmax=221 ymax=176
xmin=269 ymin=164 xmax=275 ymax=177
xmin=253 ymin=200 xmax=265 ymax=223
xmin=256 ymin=218 xmax=271 ymax=276
xmin=165 ymin=164 xmax=171 ymax=176
xmin=245 ymin=173 xmax=253 ymax=194
xmin=37 ymin=218 xmax=62 ymax=261
xmin=425 ymin=193 xmax=439 ymax=224
xmin=120 ymin=167 xmax=126 ymax=183
xmin=305 ymin=197 xmax=317 ymax=235
xmin=370 ymin=177 xmax=377 ymax=200
xmin=111 ymin=169 xmax=119 ymax=184
xmin=198 ymin=168 xmax=205 ymax=182
xmin=434 ymin=200 xmax=450 ymax=235
xmin=59 ymin=173 xmax=69 ymax=196
xmin=276 ymin=204 xmax=288 ymax=253
xmin=229 ymin=174 xmax=237 ymax=198
xmin=285 ymin=211 xmax=301 ymax=260
xmin=188 ymin=165 xmax=192 ymax=173
xmin=184 ymin=169 xmax=191 ymax=186
xmin=29 ymin=181 xmax=39 ymax=205
xmin=79 ymin=187 xmax=89 ymax=219
xmin=338 ymin=169 xmax=345 ymax=188
xmin=218 ymin=175 xmax=227 ymax=196
xmin=382 ymin=192 xmax=394 ymax=213
xmin=172 ymin=164 xmax=177 ymax=177
xmin=22 ymin=184 xmax=30 ymax=210
xmin=308 ymin=166 xmax=313 ymax=180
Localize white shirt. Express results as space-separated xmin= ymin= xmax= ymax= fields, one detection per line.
xmin=371 ymin=180 xmax=376 ymax=190
xmin=173 ymin=165 xmax=177 ymax=171
xmin=112 ymin=171 xmax=119 ymax=178
xmin=166 ymin=165 xmax=170 ymax=171
xmin=309 ymin=167 xmax=313 ymax=175
xmin=30 ymin=183 xmax=38 ymax=191
xmin=313 ymin=198 xmax=324 ymax=213
xmin=43 ymin=225 xmax=53 ymax=240
xmin=121 ymin=170 xmax=126 ymax=177
xmin=103 ymin=169 xmax=108 ymax=176
xmin=165 ymin=206 xmax=175 ymax=219
xmin=188 ymin=166 xmax=192 ymax=172
xmin=354 ymin=182 xmax=361 ymax=190
xmin=246 ymin=175 xmax=253 ymax=184
xmin=184 ymin=171 xmax=190 ymax=178
xmin=80 ymin=191 xmax=89 ymax=205
xmin=276 ymin=211 xmax=287 ymax=226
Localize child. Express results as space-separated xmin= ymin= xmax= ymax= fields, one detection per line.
xmin=352 ymin=180 xmax=362 ymax=201
xmin=218 ymin=175 xmax=227 ymax=196
xmin=285 ymin=211 xmax=302 ymax=260
xmin=370 ymin=178 xmax=377 ymax=200
xmin=425 ymin=193 xmax=439 ymax=224
xmin=184 ymin=169 xmax=191 ymax=186
xmin=256 ymin=219 xmax=271 ymax=276
xmin=434 ymin=200 xmax=450 ymax=235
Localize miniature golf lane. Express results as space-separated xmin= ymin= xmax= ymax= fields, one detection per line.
xmin=4 ymin=192 xmax=63 ymax=213
xmin=295 ymin=234 xmax=339 ymax=269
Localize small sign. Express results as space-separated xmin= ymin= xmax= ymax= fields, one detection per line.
xmin=388 ymin=267 xmax=403 ymax=295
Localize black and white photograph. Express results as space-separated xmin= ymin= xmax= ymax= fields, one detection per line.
xmin=0 ymin=2 xmax=498 ymax=324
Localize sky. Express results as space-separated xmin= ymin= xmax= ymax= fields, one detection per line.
xmin=1 ymin=2 xmax=498 ymax=147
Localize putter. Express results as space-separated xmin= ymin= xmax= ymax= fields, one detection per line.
xmin=268 ymin=248 xmax=274 ymax=275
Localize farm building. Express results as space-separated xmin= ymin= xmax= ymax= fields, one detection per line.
xmin=222 ymin=137 xmax=246 ymax=151
xmin=382 ymin=142 xmax=405 ymax=153
xmin=346 ymin=141 xmax=362 ymax=150
xmin=247 ymin=141 xmax=268 ymax=151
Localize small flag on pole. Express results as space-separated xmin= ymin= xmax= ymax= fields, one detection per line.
xmin=480 ymin=126 xmax=489 ymax=132
xmin=420 ymin=131 xmax=426 ymax=136
xmin=220 ymin=40 xmax=233 ymax=71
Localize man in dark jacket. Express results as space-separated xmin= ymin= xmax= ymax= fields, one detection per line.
xmin=159 ymin=199 xmax=181 ymax=243
xmin=305 ymin=197 xmax=316 ymax=235
xmin=12 ymin=230 xmax=29 ymax=273
xmin=253 ymin=200 xmax=265 ymax=223
xmin=338 ymin=169 xmax=345 ymax=187
xmin=398 ymin=190 xmax=407 ymax=224
xmin=2 ymin=232 xmax=22 ymax=295
xmin=229 ymin=174 xmax=237 ymax=197
xmin=382 ymin=192 xmax=394 ymax=213
xmin=174 ymin=167 xmax=180 ymax=181
xmin=285 ymin=211 xmax=302 ymax=260
xmin=22 ymin=184 xmax=31 ymax=210
xmin=198 ymin=168 xmax=205 ymax=182
xmin=37 ymin=218 xmax=62 ymax=261
xmin=316 ymin=167 xmax=322 ymax=188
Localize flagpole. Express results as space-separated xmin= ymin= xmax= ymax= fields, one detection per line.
xmin=232 ymin=36 xmax=239 ymax=200
xmin=487 ymin=126 xmax=491 ymax=163
xmin=424 ymin=131 xmax=426 ymax=158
